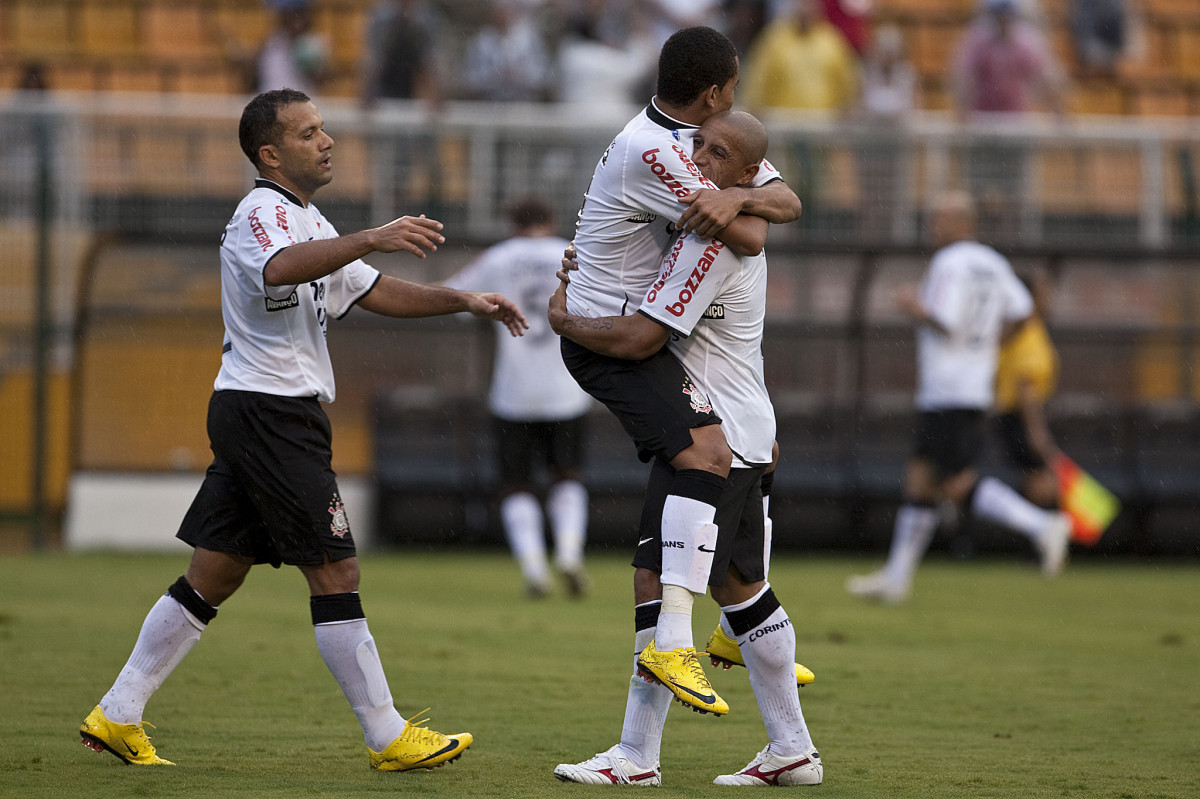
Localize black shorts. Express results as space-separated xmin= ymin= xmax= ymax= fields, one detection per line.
xmin=495 ymin=415 xmax=587 ymax=484
xmin=176 ymin=390 xmax=357 ymax=567
xmin=913 ymin=408 xmax=986 ymax=478
xmin=560 ymin=338 xmax=720 ymax=463
xmin=633 ymin=459 xmax=766 ymax=588
xmin=994 ymin=411 xmax=1046 ymax=471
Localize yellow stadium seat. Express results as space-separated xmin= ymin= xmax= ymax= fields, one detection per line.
xmin=142 ymin=2 xmax=220 ymax=61
xmin=9 ymin=0 xmax=73 ymax=58
xmin=78 ymin=2 xmax=140 ymax=58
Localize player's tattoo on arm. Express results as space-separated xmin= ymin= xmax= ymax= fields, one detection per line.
xmin=561 ymin=316 xmax=615 ymax=332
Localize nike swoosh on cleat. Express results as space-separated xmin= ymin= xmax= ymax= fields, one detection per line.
xmin=415 ymin=740 xmax=460 ymax=763
xmin=123 ymin=741 xmax=140 ymax=757
xmin=666 ymin=679 xmax=717 ymax=705
xmin=697 ymin=545 xmax=715 ymax=553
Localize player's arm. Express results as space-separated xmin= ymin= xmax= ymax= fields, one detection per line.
xmin=264 ymin=215 xmax=446 ymax=286
xmin=676 ymin=183 xmax=798 ymax=256
xmin=547 ymin=281 xmax=669 ymax=360
xmin=359 ymin=275 xmax=528 ymax=337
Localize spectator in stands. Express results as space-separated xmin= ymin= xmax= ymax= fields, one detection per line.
xmin=1069 ymin=0 xmax=1129 ymax=78
xmin=854 ymin=23 xmax=917 ymax=242
xmin=951 ymin=0 xmax=1066 ymax=241
xmin=952 ymin=0 xmax=1066 ymax=117
xmin=740 ymin=0 xmax=861 ymax=114
xmin=555 ymin=0 xmax=657 ymax=108
xmin=361 ymin=0 xmax=442 ymax=108
xmin=18 ymin=62 xmax=48 ymax=91
xmin=460 ymin=0 xmax=553 ymax=102
xmin=255 ymin=1 xmax=329 ymax=96
xmin=721 ymin=0 xmax=771 ymax=58
xmin=442 ymin=196 xmax=593 ymax=597
xmin=846 ymin=191 xmax=1071 ymax=604
xmin=821 ymin=0 xmax=872 ymax=57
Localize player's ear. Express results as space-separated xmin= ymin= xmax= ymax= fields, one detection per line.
xmin=736 ymin=162 xmax=760 ymax=187
xmin=257 ymin=143 xmax=281 ymax=170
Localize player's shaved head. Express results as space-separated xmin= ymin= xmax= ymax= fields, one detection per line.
xmin=929 ymin=189 xmax=978 ymax=246
xmin=705 ymin=111 xmax=768 ymax=168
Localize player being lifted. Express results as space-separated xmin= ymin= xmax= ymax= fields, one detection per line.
xmin=552 ymin=110 xmax=822 ymax=787
xmin=78 ymin=89 xmax=527 ymax=771
xmin=556 ymin=25 xmax=804 ymax=719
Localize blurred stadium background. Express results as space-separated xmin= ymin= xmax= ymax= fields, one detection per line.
xmin=4 ymin=0 xmax=1200 ymax=558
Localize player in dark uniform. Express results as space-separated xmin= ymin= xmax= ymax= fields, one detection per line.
xmin=79 ymin=89 xmax=526 ymax=771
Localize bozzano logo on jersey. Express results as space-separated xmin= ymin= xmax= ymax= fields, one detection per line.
xmin=661 ymin=240 xmax=724 ymax=318
xmin=641 ymin=146 xmax=715 ymax=198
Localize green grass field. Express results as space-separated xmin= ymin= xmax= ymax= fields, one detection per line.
xmin=1 ymin=550 xmax=1197 ymax=798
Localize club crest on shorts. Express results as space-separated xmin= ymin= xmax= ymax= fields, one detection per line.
xmin=681 ymin=376 xmax=712 ymax=414
xmin=328 ymin=495 xmax=349 ymax=538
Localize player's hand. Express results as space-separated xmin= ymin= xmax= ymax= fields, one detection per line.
xmin=557 ymin=240 xmax=579 ymax=285
xmin=468 ymin=291 xmax=528 ymax=337
xmin=896 ymin=285 xmax=923 ymax=317
xmin=369 ymin=214 xmax=445 ymax=258
xmin=547 ymin=280 xmax=568 ymax=335
xmin=676 ymin=188 xmax=745 ymax=240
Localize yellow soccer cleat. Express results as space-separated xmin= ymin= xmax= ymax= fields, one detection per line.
xmin=79 ymin=705 xmax=175 ymax=766
xmin=368 ymin=710 xmax=473 ymax=772
xmin=636 ymin=640 xmax=728 ymax=716
xmin=704 ymin=625 xmax=816 ymax=686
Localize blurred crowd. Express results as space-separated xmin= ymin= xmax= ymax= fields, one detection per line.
xmin=247 ymin=0 xmax=1134 ymax=118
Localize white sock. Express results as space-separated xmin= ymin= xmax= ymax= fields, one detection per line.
xmin=655 ymin=584 xmax=695 ymax=650
xmin=882 ymin=504 xmax=939 ymax=586
xmin=100 ymin=594 xmax=205 ymax=725
xmin=971 ymin=476 xmax=1054 ymax=542
xmin=314 ymin=618 xmax=406 ymax=752
xmin=618 ymin=618 xmax=671 ymax=768
xmin=546 ymin=480 xmax=587 ymax=572
xmin=726 ymin=588 xmax=813 ymax=757
xmin=500 ymin=491 xmax=549 ymax=586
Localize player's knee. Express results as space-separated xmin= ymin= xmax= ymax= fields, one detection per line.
xmin=684 ymin=426 xmax=732 ymax=476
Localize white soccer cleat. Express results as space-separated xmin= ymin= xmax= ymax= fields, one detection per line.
xmin=1037 ymin=511 xmax=1071 ymax=577
xmin=846 ymin=570 xmax=909 ymax=604
xmin=553 ymin=744 xmax=662 ymax=786
xmin=713 ymin=746 xmax=823 ymax=786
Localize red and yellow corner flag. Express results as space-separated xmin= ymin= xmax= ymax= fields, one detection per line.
xmin=1052 ymin=452 xmax=1121 ymax=546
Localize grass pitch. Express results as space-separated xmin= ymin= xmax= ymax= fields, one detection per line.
xmin=1 ymin=549 xmax=1197 ymax=798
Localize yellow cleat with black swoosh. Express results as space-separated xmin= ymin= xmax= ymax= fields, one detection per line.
xmin=636 ymin=640 xmax=728 ymax=715
xmin=704 ymin=625 xmax=816 ymax=686
xmin=368 ymin=710 xmax=473 ymax=771
xmin=79 ymin=705 xmax=174 ymax=765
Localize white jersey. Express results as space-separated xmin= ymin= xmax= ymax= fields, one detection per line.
xmin=566 ymin=100 xmax=781 ymax=320
xmin=214 ymin=179 xmax=380 ymax=403
xmin=638 ymin=234 xmax=774 ymax=468
xmin=915 ymin=240 xmax=1033 ymax=411
xmin=444 ymin=235 xmax=593 ymax=421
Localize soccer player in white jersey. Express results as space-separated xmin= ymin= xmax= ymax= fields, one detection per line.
xmin=443 ymin=196 xmax=593 ymax=597
xmin=560 ymin=25 xmax=802 ymax=718
xmin=847 ymin=191 xmax=1071 ymax=604
xmin=79 ymin=89 xmax=527 ymax=771
xmin=552 ymin=111 xmax=822 ymax=787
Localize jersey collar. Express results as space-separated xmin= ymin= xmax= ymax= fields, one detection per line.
xmin=646 ymin=99 xmax=692 ymax=132
xmin=254 ymin=178 xmax=306 ymax=208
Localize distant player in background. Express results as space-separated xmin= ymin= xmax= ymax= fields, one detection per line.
xmin=993 ymin=269 xmax=1060 ymax=509
xmin=79 ymin=89 xmax=527 ymax=771
xmin=443 ymin=196 xmax=593 ymax=598
xmin=847 ymin=191 xmax=1071 ymax=604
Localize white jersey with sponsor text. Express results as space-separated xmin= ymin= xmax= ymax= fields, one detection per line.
xmin=444 ymin=235 xmax=593 ymax=421
xmin=638 ymin=234 xmax=775 ymax=468
xmin=214 ymin=179 xmax=380 ymax=403
xmin=916 ymin=239 xmax=1033 ymax=411
xmin=565 ymin=100 xmax=781 ymax=321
